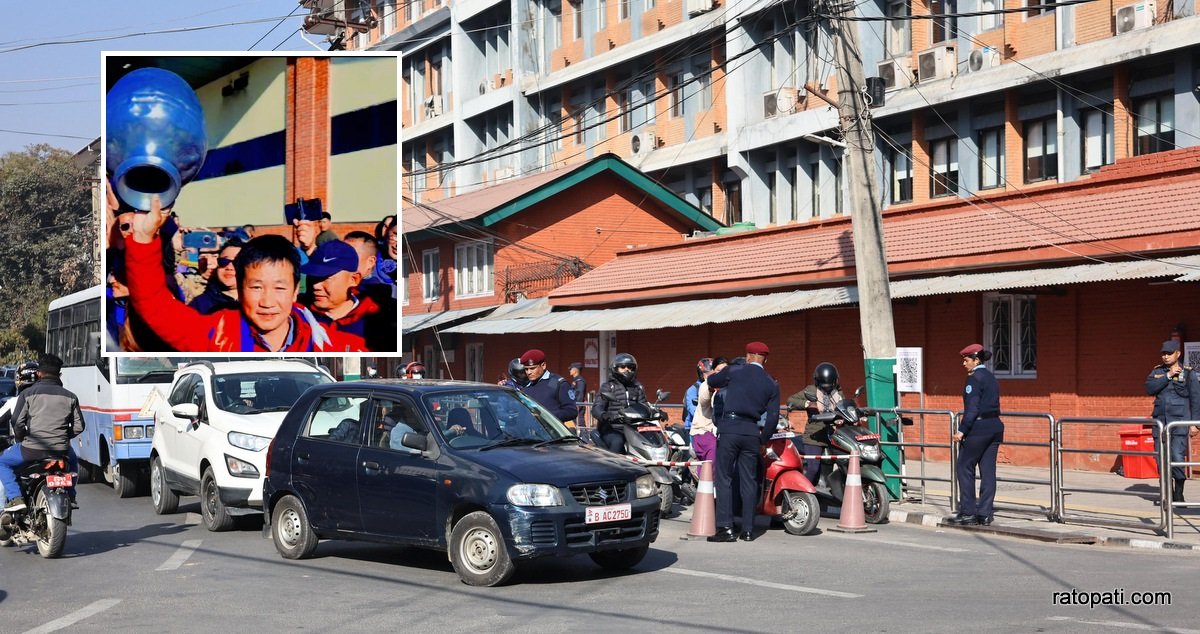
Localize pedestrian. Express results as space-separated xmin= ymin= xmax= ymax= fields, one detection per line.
xmin=1145 ymin=340 xmax=1200 ymax=503
xmin=690 ymin=357 xmax=726 ymax=466
xmin=706 ymin=342 xmax=779 ymax=542
xmin=592 ymin=353 xmax=659 ymax=453
xmin=518 ymin=349 xmax=578 ymax=425
xmin=787 ymin=362 xmax=845 ymax=486
xmin=683 ymin=358 xmax=714 ymax=433
xmin=945 ymin=344 xmax=1005 ymax=526
xmin=567 ymin=362 xmax=587 ymax=430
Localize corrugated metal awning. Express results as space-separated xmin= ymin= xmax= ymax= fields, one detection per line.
xmin=402 ymin=305 xmax=497 ymax=332
xmin=441 ymin=255 xmax=1200 ymax=334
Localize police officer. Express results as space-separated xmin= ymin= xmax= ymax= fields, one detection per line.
xmin=518 ymin=349 xmax=578 ymax=424
xmin=567 ymin=362 xmax=587 ymax=429
xmin=705 ymin=341 xmax=780 ymax=542
xmin=1145 ymin=340 xmax=1200 ymax=503
xmin=946 ymin=344 xmax=1004 ymax=526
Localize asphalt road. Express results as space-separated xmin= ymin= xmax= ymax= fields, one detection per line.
xmin=2 ymin=482 xmax=1197 ymax=633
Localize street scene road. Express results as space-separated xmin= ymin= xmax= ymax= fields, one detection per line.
xmin=2 ymin=481 xmax=1195 ymax=633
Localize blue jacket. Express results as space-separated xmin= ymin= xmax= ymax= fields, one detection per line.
xmin=1145 ymin=364 xmax=1200 ymax=436
xmin=683 ymin=381 xmax=702 ymax=429
xmin=959 ymin=365 xmax=1002 ymax=436
xmin=521 ymin=372 xmax=578 ymax=422
xmin=707 ymin=363 xmax=779 ymax=443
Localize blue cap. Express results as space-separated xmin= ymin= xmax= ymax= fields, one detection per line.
xmin=301 ymin=240 xmax=358 ymax=278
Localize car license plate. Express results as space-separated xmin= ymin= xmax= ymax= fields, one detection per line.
xmin=46 ymin=474 xmax=73 ymax=488
xmin=585 ymin=503 xmax=631 ymax=524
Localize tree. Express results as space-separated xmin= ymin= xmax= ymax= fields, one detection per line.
xmin=0 ymin=144 xmax=95 ymax=360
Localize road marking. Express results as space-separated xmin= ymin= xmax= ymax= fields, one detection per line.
xmin=826 ymin=532 xmax=969 ymax=553
xmin=23 ymin=598 xmax=121 ymax=634
xmin=663 ymin=567 xmax=862 ymax=598
xmin=184 ymin=512 xmax=201 ymax=525
xmin=1047 ymin=616 xmax=1200 ymax=633
xmin=157 ymin=539 xmax=203 ymax=571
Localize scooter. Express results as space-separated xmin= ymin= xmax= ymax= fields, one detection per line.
xmin=590 ymin=399 xmax=675 ymax=516
xmin=664 ymin=423 xmax=697 ymax=506
xmin=758 ymin=430 xmax=821 ymax=535
xmin=807 ymin=397 xmax=891 ymax=524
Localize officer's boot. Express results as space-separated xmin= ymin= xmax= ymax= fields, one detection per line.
xmin=1172 ymin=478 xmax=1185 ymax=503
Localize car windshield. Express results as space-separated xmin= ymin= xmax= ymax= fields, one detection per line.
xmin=423 ymin=388 xmax=573 ymax=450
xmin=212 ymin=372 xmax=333 ymax=415
xmin=0 ymin=380 xmax=14 ymax=398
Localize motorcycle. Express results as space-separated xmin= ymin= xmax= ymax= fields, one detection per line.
xmin=590 ymin=395 xmax=675 ymax=516
xmin=0 ymin=452 xmax=74 ymax=558
xmin=806 ymin=396 xmax=892 ymax=524
xmin=759 ymin=430 xmax=821 ymax=535
xmin=663 ymin=423 xmax=697 ymax=506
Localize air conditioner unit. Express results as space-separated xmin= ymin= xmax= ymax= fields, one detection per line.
xmin=876 ymin=58 xmax=911 ymax=90
xmin=1116 ymin=1 xmax=1155 ymax=34
xmin=686 ymin=0 xmax=717 ymax=16
xmin=917 ymin=45 xmax=956 ymax=82
xmin=763 ymin=87 xmax=803 ymax=118
xmin=425 ymin=94 xmax=443 ymax=117
xmin=967 ymin=47 xmax=1001 ymax=73
xmin=631 ymin=128 xmax=657 ymax=157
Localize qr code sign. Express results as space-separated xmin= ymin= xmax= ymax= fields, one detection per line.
xmin=896 ymin=347 xmax=922 ymax=393
xmin=1186 ymin=342 xmax=1200 ymax=369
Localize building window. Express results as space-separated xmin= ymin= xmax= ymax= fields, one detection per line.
xmin=930 ymin=138 xmax=958 ymax=198
xmin=551 ymin=3 xmax=562 ymax=49
xmin=423 ymin=345 xmax=439 ymax=379
xmin=697 ymin=185 xmax=713 ymax=215
xmin=985 ymin=293 xmax=1037 ymax=377
xmin=978 ymin=127 xmax=1004 ymax=190
xmin=646 ymin=0 xmax=655 ymax=7
xmin=931 ymin=0 xmax=957 ymax=44
xmin=696 ymin=64 xmax=712 ymax=109
xmin=401 ymin=256 xmax=410 ymax=305
xmin=465 ymin=343 xmax=485 ymax=382
xmin=1023 ymin=117 xmax=1057 ymax=183
xmin=619 ymin=88 xmax=632 ymax=132
xmin=768 ymin=170 xmax=778 ymax=225
xmin=454 ymin=240 xmax=494 ymax=298
xmin=572 ymin=1 xmax=583 ymax=39
xmin=640 ymin=80 xmax=655 ymax=124
xmin=572 ymin=107 xmax=585 ymax=144
xmin=421 ymin=248 xmax=439 ymax=302
xmin=1134 ymin=94 xmax=1175 ymax=156
xmin=886 ymin=0 xmax=910 ymax=56
xmin=891 ymin=144 xmax=913 ymax=203
xmin=593 ymin=93 xmax=607 ymax=141
xmin=598 ymin=0 xmax=607 ymax=29
xmin=383 ymin=0 xmax=397 ymax=34
xmin=670 ymin=72 xmax=684 ymax=117
xmin=619 ymin=0 xmax=630 ymax=20
xmin=980 ymin=0 xmax=1003 ymax=30
xmin=1024 ymin=0 xmax=1052 ymax=17
xmin=549 ymin=101 xmax=564 ymax=151
xmin=1082 ymin=109 xmax=1113 ymax=172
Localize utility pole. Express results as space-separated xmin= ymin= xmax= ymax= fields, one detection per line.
xmin=828 ymin=0 xmax=901 ymax=498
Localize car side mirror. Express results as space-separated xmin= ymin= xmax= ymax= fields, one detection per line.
xmin=400 ymin=432 xmax=428 ymax=452
xmin=655 ymin=389 xmax=670 ymax=403
xmin=172 ymin=403 xmax=200 ymax=420
xmin=854 ymin=386 xmax=865 ymax=398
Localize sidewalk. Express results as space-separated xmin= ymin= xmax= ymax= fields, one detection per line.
xmin=885 ymin=461 xmax=1200 ymax=551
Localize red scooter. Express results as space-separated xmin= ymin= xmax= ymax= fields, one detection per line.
xmin=758 ymin=431 xmax=820 ymax=535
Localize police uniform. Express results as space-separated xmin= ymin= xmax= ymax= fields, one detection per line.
xmin=1145 ymin=340 xmax=1200 ymax=502
xmin=706 ymin=342 xmax=779 ymax=541
xmin=569 ymin=364 xmax=587 ymax=429
xmin=954 ymin=344 xmax=1004 ymax=525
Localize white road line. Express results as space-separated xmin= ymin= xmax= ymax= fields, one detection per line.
xmin=23 ymin=598 xmax=121 ymax=634
xmin=1047 ymin=617 xmax=1200 ymax=633
xmin=184 ymin=512 xmax=201 ymax=525
xmin=826 ymin=533 xmax=969 ymax=553
xmin=663 ymin=567 xmax=862 ymax=598
xmin=156 ymin=539 xmax=203 ymax=571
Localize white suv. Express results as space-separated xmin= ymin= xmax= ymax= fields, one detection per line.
xmin=150 ymin=360 xmax=334 ymax=531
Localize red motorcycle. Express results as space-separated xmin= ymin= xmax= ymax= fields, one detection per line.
xmin=758 ymin=431 xmax=820 ymax=535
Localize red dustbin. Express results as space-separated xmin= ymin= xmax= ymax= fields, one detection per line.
xmin=1119 ymin=425 xmax=1158 ymax=479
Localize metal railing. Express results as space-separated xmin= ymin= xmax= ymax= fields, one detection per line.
xmin=967 ymin=411 xmax=1058 ymax=519
xmin=1164 ymin=421 xmax=1199 ymax=540
xmin=1054 ymin=416 xmax=1166 ymax=534
xmin=872 ymin=408 xmax=957 ymax=505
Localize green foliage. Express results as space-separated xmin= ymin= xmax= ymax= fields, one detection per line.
xmin=0 ymin=143 xmax=96 ymax=359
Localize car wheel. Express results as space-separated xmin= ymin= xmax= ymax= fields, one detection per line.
xmin=589 ymin=544 xmax=649 ymax=571
xmin=782 ymin=490 xmax=820 ymax=536
xmin=449 ymin=511 xmax=516 ymax=587
xmin=200 ymin=467 xmax=235 ymax=532
xmin=657 ymin=484 xmax=673 ymax=515
xmin=272 ymin=495 xmax=318 ymax=559
xmin=150 ymin=457 xmax=179 ymax=515
xmin=863 ymin=481 xmax=891 ymax=525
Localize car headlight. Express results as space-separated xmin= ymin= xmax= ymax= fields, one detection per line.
xmin=225 ymin=454 xmax=260 ymax=478
xmin=228 ymin=431 xmax=271 ymax=452
xmin=860 ymin=445 xmax=881 ymax=462
xmin=146 ymin=425 xmax=155 ymax=438
xmin=635 ymin=474 xmax=656 ymax=499
xmin=123 ymin=425 xmax=144 ymax=439
xmin=507 ymin=484 xmax=563 ymax=507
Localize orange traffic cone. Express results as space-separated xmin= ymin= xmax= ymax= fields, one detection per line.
xmin=828 ymin=452 xmax=877 ymax=534
xmin=685 ymin=461 xmax=716 ymax=539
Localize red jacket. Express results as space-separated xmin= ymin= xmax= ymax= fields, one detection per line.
xmin=126 ymin=237 xmax=364 ymax=352
xmin=311 ymin=294 xmax=385 ymax=352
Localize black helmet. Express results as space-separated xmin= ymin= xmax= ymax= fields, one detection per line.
xmin=16 ymin=361 xmax=38 ymax=391
xmin=610 ymin=352 xmax=638 ymax=386
xmin=695 ymin=357 xmax=714 ymax=381
xmin=507 ymin=358 xmax=526 ymax=384
xmin=814 ymin=362 xmax=839 ymax=392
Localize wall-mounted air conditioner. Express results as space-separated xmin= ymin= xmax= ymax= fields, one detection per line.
xmin=763 ymin=87 xmax=803 ymax=118
xmin=967 ymin=47 xmax=1001 ymax=73
xmin=1116 ymin=1 xmax=1155 ymax=34
xmin=917 ymin=45 xmax=956 ymax=82
xmin=425 ymin=94 xmax=443 ymax=117
xmin=686 ymin=0 xmax=717 ymax=16
xmin=478 ymin=80 xmax=489 ymax=95
xmin=631 ymin=128 xmax=657 ymax=157
xmin=876 ymin=58 xmax=911 ymax=90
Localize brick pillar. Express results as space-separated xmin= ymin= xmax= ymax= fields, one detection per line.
xmin=285 ymin=57 xmax=331 ymax=205
xmin=1112 ymin=64 xmax=1133 ymax=161
xmin=1004 ymin=90 xmax=1023 ymax=188
xmin=911 ymin=112 xmax=930 ymax=204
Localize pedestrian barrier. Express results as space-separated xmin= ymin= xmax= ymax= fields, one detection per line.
xmin=1055 ymin=416 xmax=1167 ymax=534
xmin=869 ymin=408 xmax=958 ymax=505
xmin=960 ymin=411 xmax=1058 ymax=519
xmin=1163 ymin=420 xmax=1199 ymax=540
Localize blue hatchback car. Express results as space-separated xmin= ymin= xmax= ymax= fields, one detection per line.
xmin=263 ymin=380 xmax=660 ymax=586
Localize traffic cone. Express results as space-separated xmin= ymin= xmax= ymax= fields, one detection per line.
xmin=685 ymin=461 xmax=716 ymax=539
xmin=828 ymin=452 xmax=877 ymax=534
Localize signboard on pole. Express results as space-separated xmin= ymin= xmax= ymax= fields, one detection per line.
xmin=896 ymin=347 xmax=923 ymax=393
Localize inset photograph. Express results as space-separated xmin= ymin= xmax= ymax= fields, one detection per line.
xmin=103 ymin=54 xmax=398 ymax=354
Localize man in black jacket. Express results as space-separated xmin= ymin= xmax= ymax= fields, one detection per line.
xmin=0 ymin=355 xmax=85 ymax=511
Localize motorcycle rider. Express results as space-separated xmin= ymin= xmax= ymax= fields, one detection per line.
xmin=592 ymin=353 xmax=663 ymax=453
xmin=0 ymin=355 xmax=85 ymax=512
xmin=787 ymin=362 xmax=845 ymax=485
xmin=403 ymin=361 xmax=427 ymax=379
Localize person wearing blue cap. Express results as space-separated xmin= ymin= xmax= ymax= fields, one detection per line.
xmin=945 ymin=343 xmax=1004 ymax=526
xmin=1145 ymin=340 xmax=1200 ymax=503
xmin=302 ymin=240 xmax=386 ymax=351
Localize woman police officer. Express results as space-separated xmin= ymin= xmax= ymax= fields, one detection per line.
xmin=945 ymin=344 xmax=1004 ymax=526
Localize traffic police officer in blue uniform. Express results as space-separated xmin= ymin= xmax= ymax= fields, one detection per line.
xmin=946 ymin=343 xmax=1004 ymax=526
xmin=518 ymin=349 xmax=578 ymax=424
xmin=1145 ymin=340 xmax=1200 ymax=503
xmin=705 ymin=341 xmax=780 ymax=542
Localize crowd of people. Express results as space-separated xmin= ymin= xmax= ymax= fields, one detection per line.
xmin=105 ymin=185 xmax=399 ymax=353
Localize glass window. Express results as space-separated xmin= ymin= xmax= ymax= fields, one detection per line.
xmin=886 ymin=0 xmax=910 ymax=56
xmin=619 ymin=87 xmax=632 ymax=132
xmin=211 ymin=372 xmax=332 ymax=414
xmin=891 ymin=144 xmax=913 ymax=203
xmin=619 ymin=0 xmax=630 ymax=20
xmin=985 ymin=293 xmax=1037 ymax=377
xmin=768 ymin=170 xmax=778 ymax=225
xmin=931 ymin=0 xmax=957 ymax=44
xmin=168 ymin=374 xmax=200 ymax=407
xmin=1025 ymin=0 xmax=1052 ymax=17
xmin=573 ymin=1 xmax=582 ymax=39
xmin=980 ymin=0 xmax=1003 ymax=30
xmin=551 ymin=2 xmax=562 ymax=49
xmin=369 ymin=397 xmax=429 ymax=452
xmin=422 ymin=248 xmax=440 ymax=302
xmin=454 ymin=240 xmax=495 ymax=298
xmin=598 ymin=0 xmax=607 ymax=29
xmin=423 ymin=388 xmax=572 ymax=450
xmin=465 ymin=343 xmax=485 ymax=383
xmin=1134 ymin=95 xmax=1175 ymax=156
xmin=1023 ymin=117 xmax=1057 ymax=183
xmin=979 ymin=127 xmax=1004 ymax=190
xmin=670 ymin=72 xmax=684 ymax=117
xmin=696 ymin=64 xmax=712 ymax=109
xmin=1082 ymin=108 xmax=1114 ymax=172
xmin=306 ymin=395 xmax=370 ymax=442
xmin=697 ymin=185 xmax=713 ymax=215
xmin=930 ymin=138 xmax=959 ymax=198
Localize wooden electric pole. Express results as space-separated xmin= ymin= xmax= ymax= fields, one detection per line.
xmin=828 ymin=0 xmax=901 ymax=497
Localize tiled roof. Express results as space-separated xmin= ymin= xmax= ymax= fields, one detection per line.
xmin=549 ymin=147 xmax=1200 ymax=305
xmin=402 ymin=163 xmax=580 ymax=234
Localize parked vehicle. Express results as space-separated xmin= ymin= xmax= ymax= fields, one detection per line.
xmin=759 ymin=431 xmax=821 ymax=535
xmin=0 ymin=379 xmax=16 ymax=408
xmin=0 ymin=446 xmax=73 ymax=558
xmin=807 ymin=397 xmax=891 ymax=524
xmin=264 ymin=380 xmax=661 ymax=587
xmin=589 ymin=398 xmax=675 ymax=515
xmin=150 ymin=360 xmax=333 ymax=531
xmin=664 ymin=423 xmax=697 ymax=506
